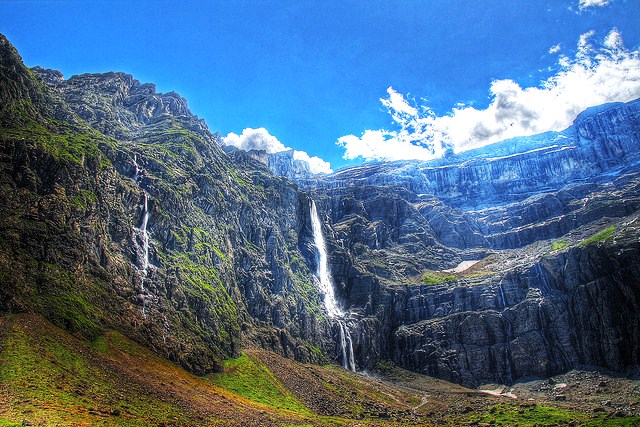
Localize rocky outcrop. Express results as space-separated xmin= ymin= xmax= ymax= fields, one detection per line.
xmin=32 ymin=67 xmax=214 ymax=142
xmin=266 ymin=149 xmax=315 ymax=180
xmin=227 ymin=147 xmax=316 ymax=181
xmin=392 ymin=219 xmax=640 ymax=386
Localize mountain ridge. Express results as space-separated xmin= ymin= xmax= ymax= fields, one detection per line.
xmin=300 ymin=97 xmax=640 ymax=211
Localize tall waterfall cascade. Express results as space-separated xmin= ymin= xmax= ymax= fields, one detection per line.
xmin=137 ymin=192 xmax=151 ymax=273
xmin=310 ymin=200 xmax=342 ymax=317
xmin=132 ymin=155 xmax=152 ymax=277
xmin=310 ymin=200 xmax=356 ymax=372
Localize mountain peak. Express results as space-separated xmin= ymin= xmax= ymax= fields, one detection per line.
xmin=32 ymin=66 xmax=212 ymax=141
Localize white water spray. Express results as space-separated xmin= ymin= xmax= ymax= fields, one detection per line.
xmin=133 ymin=154 xmax=141 ymax=183
xmin=337 ymin=321 xmax=356 ymax=371
xmin=138 ymin=192 xmax=151 ymax=272
xmin=310 ymin=200 xmax=356 ymax=371
xmin=310 ymin=200 xmax=342 ymax=318
xmin=131 ymin=156 xmax=152 ymax=276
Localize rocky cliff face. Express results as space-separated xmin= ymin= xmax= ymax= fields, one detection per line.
xmin=0 ymin=34 xmax=334 ymax=374
xmin=228 ymin=147 xmax=316 ymax=181
xmin=299 ymin=100 xmax=640 ymax=386
xmin=390 ymin=218 xmax=640 ymax=386
xmin=303 ymin=99 xmax=640 ymax=210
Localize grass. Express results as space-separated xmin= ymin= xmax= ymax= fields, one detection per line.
xmin=208 ymin=353 xmax=312 ymax=414
xmin=1 ymin=314 xmax=392 ymax=426
xmin=3 ymin=315 xmax=640 ymax=427
xmin=0 ymin=314 xmax=324 ymax=426
xmin=551 ymin=239 xmax=569 ymax=251
xmin=580 ymin=225 xmax=617 ymax=246
xmin=171 ymin=253 xmax=240 ymax=353
xmin=583 ymin=416 xmax=640 ymax=426
xmin=0 ymin=315 xmax=192 ymax=426
xmin=30 ymin=260 xmax=106 ymax=339
xmin=459 ymin=403 xmax=640 ymax=426
xmin=421 ymin=271 xmax=459 ymax=285
xmin=1 ymin=111 xmax=111 ymax=170
xmin=70 ymin=188 xmax=96 ymax=210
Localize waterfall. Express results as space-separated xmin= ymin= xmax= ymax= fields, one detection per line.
xmin=139 ymin=192 xmax=151 ymax=272
xmin=537 ymin=299 xmax=547 ymax=343
xmin=310 ymin=200 xmax=356 ymax=371
xmin=130 ymin=155 xmax=154 ymax=320
xmin=337 ymin=320 xmax=356 ymax=371
xmin=536 ymin=263 xmax=551 ymax=294
xmin=131 ymin=155 xmax=152 ymax=276
xmin=310 ymin=200 xmax=342 ymax=317
xmin=497 ymin=278 xmax=507 ymax=308
xmin=504 ymin=318 xmax=513 ymax=383
xmin=133 ymin=154 xmax=141 ymax=183
xmin=537 ymin=297 xmax=570 ymax=369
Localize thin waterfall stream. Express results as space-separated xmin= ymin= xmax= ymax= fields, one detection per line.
xmin=137 ymin=192 xmax=151 ymax=273
xmin=310 ymin=200 xmax=356 ymax=372
xmin=132 ymin=155 xmax=152 ymax=277
xmin=131 ymin=154 xmax=153 ymax=319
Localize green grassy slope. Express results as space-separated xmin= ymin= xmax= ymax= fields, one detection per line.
xmin=2 ymin=314 xmax=639 ymax=426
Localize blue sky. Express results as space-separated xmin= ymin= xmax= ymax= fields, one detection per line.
xmin=1 ymin=0 xmax=639 ymax=172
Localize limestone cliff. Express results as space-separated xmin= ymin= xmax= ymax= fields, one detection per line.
xmin=300 ymin=100 xmax=640 ymax=386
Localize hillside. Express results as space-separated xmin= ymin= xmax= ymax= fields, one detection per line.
xmin=2 ymin=314 xmax=639 ymax=426
xmin=0 ymin=33 xmax=333 ymax=374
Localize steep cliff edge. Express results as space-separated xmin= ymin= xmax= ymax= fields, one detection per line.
xmin=230 ymin=147 xmax=316 ymax=181
xmin=304 ymin=99 xmax=640 ymax=210
xmin=392 ymin=214 xmax=640 ymax=386
xmin=0 ymin=34 xmax=333 ymax=374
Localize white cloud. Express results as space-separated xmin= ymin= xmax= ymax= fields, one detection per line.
xmin=223 ymin=127 xmax=332 ymax=174
xmin=222 ymin=127 xmax=288 ymax=153
xmin=337 ymin=28 xmax=640 ymax=161
xmin=549 ymin=44 xmax=561 ymax=54
xmin=292 ymin=150 xmax=333 ymax=174
xmin=337 ymin=129 xmax=439 ymax=162
xmin=578 ymin=0 xmax=610 ymax=10
xmin=604 ymin=27 xmax=623 ymax=50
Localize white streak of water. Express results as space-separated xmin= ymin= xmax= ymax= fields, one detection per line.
xmin=132 ymin=155 xmax=151 ymax=276
xmin=310 ymin=200 xmax=356 ymax=371
xmin=133 ymin=154 xmax=141 ymax=183
xmin=139 ymin=192 xmax=150 ymax=272
xmin=310 ymin=200 xmax=342 ymax=317
xmin=504 ymin=318 xmax=513 ymax=383
xmin=498 ymin=278 xmax=507 ymax=308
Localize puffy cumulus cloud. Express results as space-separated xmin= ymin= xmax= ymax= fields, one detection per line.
xmin=337 ymin=28 xmax=640 ymax=161
xmin=222 ymin=127 xmax=287 ymax=153
xmin=604 ymin=28 xmax=623 ymax=50
xmin=337 ymin=129 xmax=440 ymax=162
xmin=223 ymin=127 xmax=332 ymax=174
xmin=579 ymin=0 xmax=610 ymax=10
